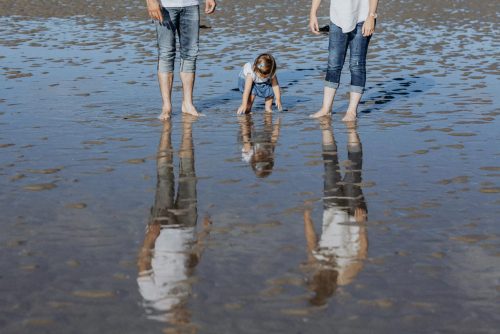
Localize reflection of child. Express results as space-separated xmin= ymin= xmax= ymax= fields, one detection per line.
xmin=239 ymin=114 xmax=280 ymax=178
xmin=237 ymin=53 xmax=283 ymax=114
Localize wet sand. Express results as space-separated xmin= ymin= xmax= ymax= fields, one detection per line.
xmin=1 ymin=1 xmax=499 ymax=333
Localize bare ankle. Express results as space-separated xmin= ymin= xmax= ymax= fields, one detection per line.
xmin=342 ymin=110 xmax=357 ymax=122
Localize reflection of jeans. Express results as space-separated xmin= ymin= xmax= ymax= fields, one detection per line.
xmin=156 ymin=5 xmax=199 ymax=73
xmin=323 ymin=142 xmax=366 ymax=216
xmin=325 ymin=22 xmax=371 ymax=93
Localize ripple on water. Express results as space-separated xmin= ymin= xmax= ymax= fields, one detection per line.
xmin=23 ymin=183 xmax=57 ymax=191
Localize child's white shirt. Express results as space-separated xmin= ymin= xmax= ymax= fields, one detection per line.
xmin=241 ymin=62 xmax=272 ymax=84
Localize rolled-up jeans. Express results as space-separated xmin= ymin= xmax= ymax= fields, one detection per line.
xmin=156 ymin=5 xmax=199 ymax=73
xmin=325 ymin=22 xmax=371 ymax=94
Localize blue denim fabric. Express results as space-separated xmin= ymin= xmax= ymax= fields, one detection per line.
xmin=325 ymin=22 xmax=371 ymax=93
xmin=156 ymin=5 xmax=199 ymax=73
xmin=238 ymin=75 xmax=274 ymax=99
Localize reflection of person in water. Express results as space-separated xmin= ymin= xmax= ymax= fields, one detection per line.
xmin=137 ymin=115 xmax=211 ymax=325
xmin=238 ymin=113 xmax=280 ymax=178
xmin=303 ymin=117 xmax=368 ymax=306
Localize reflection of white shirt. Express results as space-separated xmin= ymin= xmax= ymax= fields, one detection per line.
xmin=160 ymin=0 xmax=199 ymax=8
xmin=137 ymin=226 xmax=195 ymax=322
xmin=330 ymin=0 xmax=369 ymax=33
xmin=313 ymin=206 xmax=361 ymax=275
xmin=241 ymin=147 xmax=253 ymax=163
xmin=240 ymin=62 xmax=271 ymax=83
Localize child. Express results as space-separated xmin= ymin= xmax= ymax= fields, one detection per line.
xmin=238 ymin=113 xmax=280 ymax=178
xmin=237 ymin=53 xmax=283 ymax=114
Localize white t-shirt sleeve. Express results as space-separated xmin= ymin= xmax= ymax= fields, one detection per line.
xmin=243 ymin=62 xmax=256 ymax=81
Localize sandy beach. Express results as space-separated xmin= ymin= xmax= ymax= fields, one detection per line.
xmin=1 ymin=1 xmax=499 ymax=333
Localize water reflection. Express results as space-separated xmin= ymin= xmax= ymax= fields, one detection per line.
xmin=303 ymin=118 xmax=368 ymax=306
xmin=238 ymin=113 xmax=281 ymax=178
xmin=137 ymin=115 xmax=211 ymax=326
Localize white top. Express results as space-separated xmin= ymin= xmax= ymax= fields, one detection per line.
xmin=137 ymin=226 xmax=195 ymax=321
xmin=330 ymin=0 xmax=370 ymax=33
xmin=160 ymin=0 xmax=199 ymax=8
xmin=240 ymin=62 xmax=272 ymax=84
xmin=313 ymin=206 xmax=361 ymax=282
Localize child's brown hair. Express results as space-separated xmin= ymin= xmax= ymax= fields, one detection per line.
xmin=253 ymin=53 xmax=277 ymax=78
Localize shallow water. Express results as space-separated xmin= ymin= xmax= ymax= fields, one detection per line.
xmin=1 ymin=1 xmax=499 ymax=333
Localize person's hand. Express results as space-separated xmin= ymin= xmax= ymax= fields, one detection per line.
xmin=146 ymin=223 xmax=161 ymax=239
xmin=362 ymin=17 xmax=375 ymax=37
xmin=205 ymin=0 xmax=216 ymax=14
xmin=354 ymin=207 xmax=367 ymax=223
xmin=237 ymin=104 xmax=247 ymax=115
xmin=309 ymin=14 xmax=320 ymax=34
xmin=203 ymin=215 xmax=213 ymax=228
xmin=275 ymin=98 xmax=283 ymax=112
xmin=146 ymin=0 xmax=163 ymax=23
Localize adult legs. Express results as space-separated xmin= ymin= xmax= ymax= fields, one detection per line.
xmin=343 ymin=23 xmax=371 ymax=122
xmin=176 ymin=114 xmax=198 ymax=226
xmin=179 ymin=6 xmax=200 ymax=116
xmin=156 ymin=8 xmax=179 ymax=119
xmin=318 ymin=117 xmax=342 ymax=208
xmin=152 ymin=120 xmax=175 ymax=221
xmin=158 ymin=73 xmax=174 ymax=120
xmin=311 ymin=23 xmax=348 ymax=118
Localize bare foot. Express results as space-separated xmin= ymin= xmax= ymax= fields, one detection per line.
xmin=158 ymin=112 xmax=171 ymax=120
xmin=309 ymin=108 xmax=331 ymax=118
xmin=342 ymin=110 xmax=357 ymax=122
xmin=158 ymin=104 xmax=172 ymax=120
xmin=265 ymin=108 xmax=273 ymax=113
xmin=182 ymin=102 xmax=200 ymax=116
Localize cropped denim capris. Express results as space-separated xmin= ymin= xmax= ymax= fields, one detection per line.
xmin=325 ymin=22 xmax=372 ymax=94
xmin=156 ymin=5 xmax=200 ymax=73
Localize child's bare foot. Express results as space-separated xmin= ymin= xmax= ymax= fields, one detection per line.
xmin=342 ymin=110 xmax=357 ymax=122
xmin=265 ymin=107 xmax=273 ymax=113
xmin=309 ymin=108 xmax=331 ymax=118
xmin=158 ymin=104 xmax=171 ymax=120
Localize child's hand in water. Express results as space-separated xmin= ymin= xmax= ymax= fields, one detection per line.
xmin=237 ymin=104 xmax=248 ymax=115
xmin=276 ymin=99 xmax=283 ymax=112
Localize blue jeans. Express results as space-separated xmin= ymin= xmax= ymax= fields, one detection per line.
xmin=238 ymin=75 xmax=274 ymax=99
xmin=325 ymin=22 xmax=371 ymax=94
xmin=156 ymin=5 xmax=199 ymax=73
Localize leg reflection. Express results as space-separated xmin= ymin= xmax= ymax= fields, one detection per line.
xmin=304 ymin=117 xmax=368 ymax=306
xmin=137 ymin=115 xmax=211 ymax=326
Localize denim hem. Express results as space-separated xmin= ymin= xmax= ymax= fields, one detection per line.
xmin=322 ymin=144 xmax=336 ymax=151
xmin=347 ymin=143 xmax=362 ymax=153
xmin=324 ymin=80 xmax=339 ymax=89
xmin=158 ymin=65 xmax=174 ymax=73
xmin=350 ymin=85 xmax=364 ymax=94
xmin=180 ymin=59 xmax=196 ymax=73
